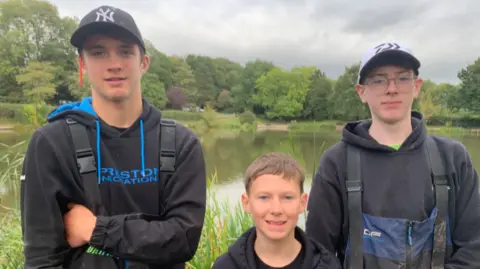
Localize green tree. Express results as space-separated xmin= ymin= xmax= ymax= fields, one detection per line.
xmin=15 ymin=60 xmax=57 ymax=126
xmin=216 ymin=89 xmax=233 ymax=111
xmin=456 ymin=57 xmax=480 ymax=113
xmin=232 ymin=60 xmax=276 ymax=113
xmin=170 ymin=56 xmax=198 ymax=104
xmin=418 ymin=89 xmax=442 ymax=122
xmin=436 ymin=83 xmax=460 ymax=112
xmin=302 ymin=69 xmax=334 ymax=120
xmin=67 ymin=71 xmax=91 ymax=99
xmin=185 ymin=55 xmax=218 ymax=106
xmin=329 ymin=63 xmax=370 ymax=121
xmin=0 ymin=0 xmax=79 ymax=103
xmin=145 ymin=40 xmax=174 ymax=91
xmin=253 ymin=66 xmax=314 ymax=120
xmin=141 ymin=72 xmax=167 ymax=109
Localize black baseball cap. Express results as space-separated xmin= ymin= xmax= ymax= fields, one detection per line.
xmin=71 ymin=5 xmax=146 ymax=53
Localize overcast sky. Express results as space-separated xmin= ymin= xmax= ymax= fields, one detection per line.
xmin=49 ymin=0 xmax=479 ymax=84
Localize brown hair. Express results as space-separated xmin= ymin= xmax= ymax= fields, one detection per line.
xmin=244 ymin=152 xmax=305 ymax=193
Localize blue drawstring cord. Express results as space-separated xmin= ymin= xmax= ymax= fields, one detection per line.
xmin=94 ymin=119 xmax=144 ymax=269
xmin=95 ymin=119 xmax=145 ymax=180
xmin=96 ymin=120 xmax=101 ymax=184
xmin=140 ymin=120 xmax=145 ymax=176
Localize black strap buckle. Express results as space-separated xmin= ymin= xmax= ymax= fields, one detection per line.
xmin=434 ymin=177 xmax=448 ymax=186
xmin=76 ymin=149 xmax=96 ymax=174
xmin=347 ymin=180 xmax=362 ymax=192
xmin=159 ymin=118 xmax=176 ymax=173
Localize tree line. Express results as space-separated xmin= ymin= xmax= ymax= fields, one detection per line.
xmin=1 ymin=0 xmax=480 ymax=123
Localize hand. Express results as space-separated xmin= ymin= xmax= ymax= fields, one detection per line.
xmin=63 ymin=203 xmax=97 ymax=248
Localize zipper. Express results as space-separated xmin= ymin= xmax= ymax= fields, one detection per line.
xmin=406 ymin=221 xmax=413 ymax=268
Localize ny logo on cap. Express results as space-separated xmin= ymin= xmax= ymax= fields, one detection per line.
xmin=96 ymin=8 xmax=115 ymax=22
xmin=374 ymin=43 xmax=400 ymax=54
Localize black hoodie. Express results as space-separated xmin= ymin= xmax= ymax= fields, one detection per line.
xmin=212 ymin=226 xmax=342 ymax=269
xmin=305 ymin=112 xmax=480 ymax=269
xmin=20 ymin=97 xmax=206 ymax=269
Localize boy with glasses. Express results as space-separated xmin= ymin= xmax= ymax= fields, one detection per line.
xmin=305 ymin=42 xmax=480 ymax=268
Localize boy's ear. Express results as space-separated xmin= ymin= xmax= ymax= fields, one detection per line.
xmin=300 ymin=192 xmax=308 ymax=211
xmin=413 ymin=77 xmax=423 ymax=99
xmin=355 ymin=84 xmax=367 ymax=104
xmin=241 ymin=193 xmax=250 ymax=213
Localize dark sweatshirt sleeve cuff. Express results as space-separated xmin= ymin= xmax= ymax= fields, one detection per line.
xmin=89 ymin=215 xmax=110 ymax=248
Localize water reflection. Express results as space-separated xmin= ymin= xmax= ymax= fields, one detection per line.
xmin=1 ymin=129 xmax=480 ymax=214
xmin=201 ymin=130 xmax=342 ymax=185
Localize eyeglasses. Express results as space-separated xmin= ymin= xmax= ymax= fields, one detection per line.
xmin=363 ymin=74 xmax=417 ymax=92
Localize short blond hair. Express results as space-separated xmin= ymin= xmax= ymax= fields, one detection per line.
xmin=244 ymin=152 xmax=305 ymax=193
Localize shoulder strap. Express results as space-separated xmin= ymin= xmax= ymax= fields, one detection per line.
xmin=346 ymin=144 xmax=363 ymax=269
xmin=66 ymin=117 xmax=107 ymax=216
xmin=66 ymin=117 xmax=177 ymax=215
xmin=425 ymin=136 xmax=449 ymax=267
xmin=159 ymin=118 xmax=176 ymax=173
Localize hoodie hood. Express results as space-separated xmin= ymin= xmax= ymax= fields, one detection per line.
xmin=226 ymin=226 xmax=335 ymax=269
xmin=46 ymin=96 xmax=162 ymax=182
xmin=341 ymin=111 xmax=427 ymax=153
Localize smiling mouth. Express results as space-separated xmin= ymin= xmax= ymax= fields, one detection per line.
xmin=266 ymin=220 xmax=287 ymax=225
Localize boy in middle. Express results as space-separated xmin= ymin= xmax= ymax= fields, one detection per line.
xmin=212 ymin=152 xmax=341 ymax=269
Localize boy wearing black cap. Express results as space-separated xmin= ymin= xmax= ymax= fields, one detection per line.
xmin=20 ymin=5 xmax=206 ymax=269
xmin=305 ymin=42 xmax=480 ymax=269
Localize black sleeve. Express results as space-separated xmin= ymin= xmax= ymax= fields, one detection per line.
xmin=88 ymin=126 xmax=207 ymax=265
xmin=445 ymin=143 xmax=480 ymax=269
xmin=20 ymin=130 xmax=71 ymax=268
xmin=211 ymin=254 xmax=232 ymax=269
xmin=305 ymin=150 xmax=344 ymax=257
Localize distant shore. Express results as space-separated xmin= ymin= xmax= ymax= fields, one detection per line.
xmin=0 ymin=125 xmax=13 ymax=132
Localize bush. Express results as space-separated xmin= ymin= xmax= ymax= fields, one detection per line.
xmin=239 ymin=111 xmax=256 ymax=125
xmin=288 ymin=120 xmax=338 ymax=132
xmin=0 ymin=103 xmax=54 ymax=125
xmin=427 ymin=114 xmax=480 ymax=128
xmin=0 ymin=103 xmax=27 ymax=123
xmin=202 ymin=105 xmax=219 ymax=130
xmin=161 ymin=110 xmax=204 ymax=122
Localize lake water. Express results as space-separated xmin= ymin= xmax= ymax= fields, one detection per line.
xmin=2 ymin=127 xmax=480 ymax=220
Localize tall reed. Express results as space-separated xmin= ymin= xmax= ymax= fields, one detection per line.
xmin=0 ymin=148 xmax=252 ymax=269
xmin=0 ymin=209 xmax=24 ymax=269
xmin=186 ymin=172 xmax=253 ymax=269
xmin=0 ymin=141 xmax=25 ymax=195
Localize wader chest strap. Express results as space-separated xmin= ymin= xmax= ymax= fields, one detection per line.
xmin=346 ymin=144 xmax=363 ymax=269
xmin=159 ymin=119 xmax=176 ymax=173
xmin=66 ymin=117 xmax=106 ymax=215
xmin=426 ymin=136 xmax=449 ymax=268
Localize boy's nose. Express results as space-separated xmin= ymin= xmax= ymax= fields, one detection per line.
xmin=269 ymin=199 xmax=283 ymax=214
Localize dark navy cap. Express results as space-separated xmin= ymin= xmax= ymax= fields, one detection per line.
xmin=71 ymin=5 xmax=146 ymax=53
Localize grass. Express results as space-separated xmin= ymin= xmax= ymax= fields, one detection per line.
xmin=0 ymin=210 xmax=24 ymax=268
xmin=186 ymin=172 xmax=253 ymax=269
xmin=0 ymin=141 xmax=26 ymax=196
xmin=0 ymin=148 xmax=253 ymax=269
xmin=427 ymin=125 xmax=480 ymax=135
xmin=288 ymin=120 xmax=341 ymax=133
xmin=175 ymin=108 xmax=256 ymax=136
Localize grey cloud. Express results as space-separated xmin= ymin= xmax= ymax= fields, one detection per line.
xmin=48 ymin=0 xmax=480 ymax=83
xmin=341 ymin=4 xmax=430 ymax=34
